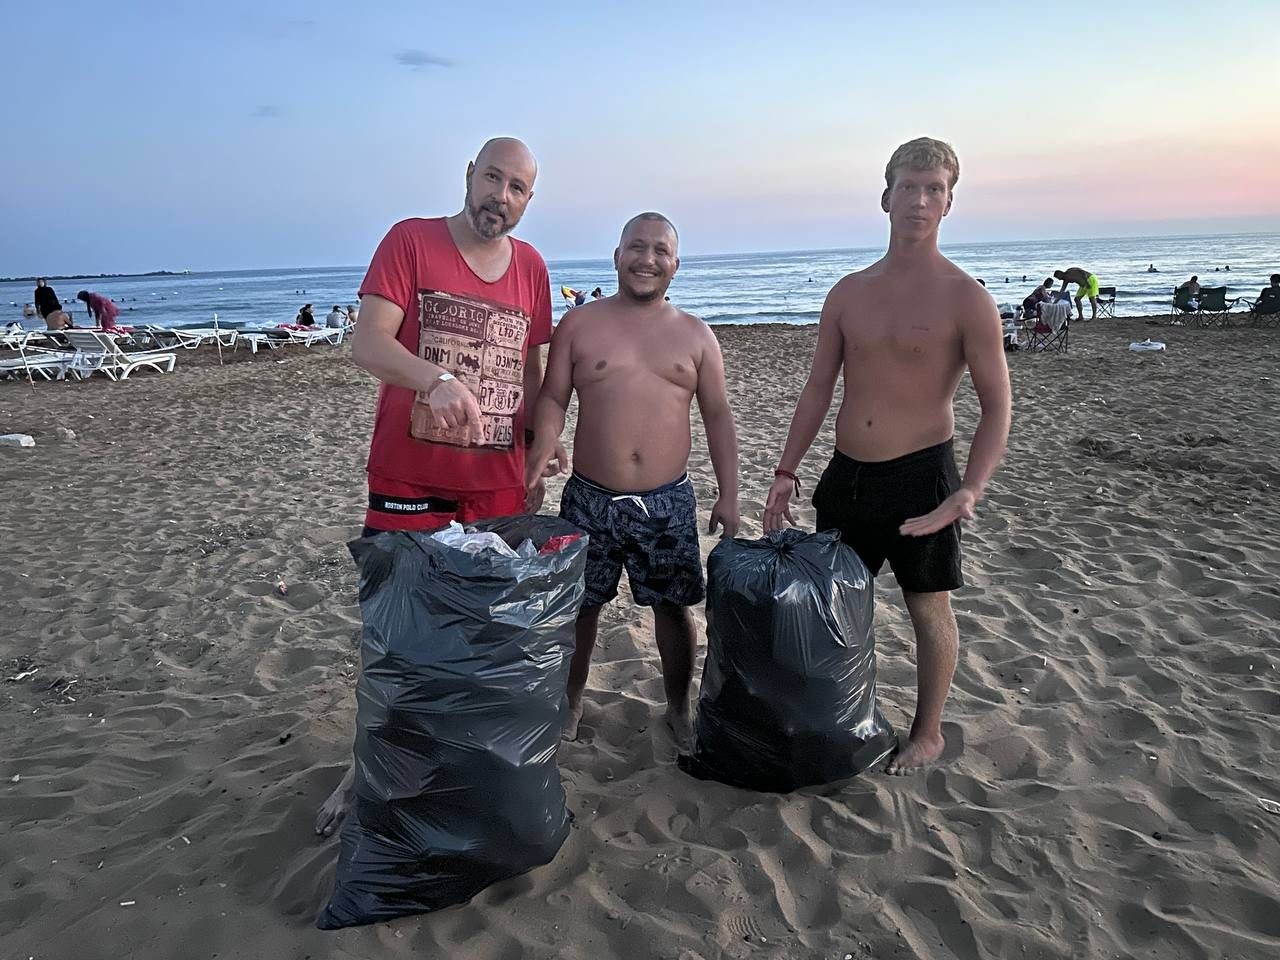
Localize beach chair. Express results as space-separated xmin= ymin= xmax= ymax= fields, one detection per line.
xmin=0 ymin=333 xmax=70 ymax=382
xmin=1026 ymin=301 xmax=1069 ymax=352
xmin=283 ymin=326 xmax=344 ymax=346
xmin=1168 ymin=287 xmax=1196 ymax=323
xmin=1245 ymin=289 xmax=1280 ymax=328
xmin=234 ymin=330 xmax=294 ymax=355
xmin=64 ymin=330 xmax=177 ymax=381
xmin=1194 ymin=286 xmax=1239 ymax=327
xmin=1095 ymin=286 xmax=1117 ymax=319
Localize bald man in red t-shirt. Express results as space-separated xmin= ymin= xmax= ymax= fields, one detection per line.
xmin=315 ymin=137 xmax=566 ymax=836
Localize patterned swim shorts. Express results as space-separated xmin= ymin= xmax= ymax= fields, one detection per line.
xmin=558 ymin=471 xmax=705 ymax=608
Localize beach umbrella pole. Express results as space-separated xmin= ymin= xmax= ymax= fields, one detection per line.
xmin=213 ymin=312 xmax=224 ymax=365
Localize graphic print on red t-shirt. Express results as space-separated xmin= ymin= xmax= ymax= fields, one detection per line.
xmin=409 ymin=290 xmax=531 ymax=451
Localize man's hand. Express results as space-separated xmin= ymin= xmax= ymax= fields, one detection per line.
xmin=762 ymin=476 xmax=797 ymax=533
xmin=708 ymin=496 xmax=740 ymax=539
xmin=426 ymin=378 xmax=483 ymax=445
xmin=524 ymin=438 xmax=565 ymax=492
xmin=541 ymin=439 xmax=570 ymax=479
xmin=525 ymin=476 xmax=547 ymax=514
xmin=900 ymin=488 xmax=977 ymax=537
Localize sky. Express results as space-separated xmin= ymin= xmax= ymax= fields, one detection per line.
xmin=3 ymin=0 xmax=1278 ymax=275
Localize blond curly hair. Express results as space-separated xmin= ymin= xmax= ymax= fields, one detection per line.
xmin=884 ymin=137 xmax=959 ymax=191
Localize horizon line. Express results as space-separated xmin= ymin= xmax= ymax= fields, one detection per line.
xmin=6 ymin=227 xmax=1276 ymax=281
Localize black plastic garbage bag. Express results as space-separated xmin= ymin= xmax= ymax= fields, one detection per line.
xmin=679 ymin=528 xmax=896 ymax=792
xmin=317 ymin=515 xmax=587 ymax=930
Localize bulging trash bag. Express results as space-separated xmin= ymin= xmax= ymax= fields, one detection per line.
xmin=317 ymin=515 xmax=587 ymax=930
xmin=679 ymin=528 xmax=896 ymax=792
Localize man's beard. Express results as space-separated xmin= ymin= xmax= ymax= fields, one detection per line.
xmin=464 ymin=185 xmax=512 ymax=240
xmin=620 ymin=278 xmax=666 ymax=303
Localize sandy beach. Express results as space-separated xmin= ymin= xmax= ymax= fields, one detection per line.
xmin=2 ymin=318 xmax=1279 ymax=959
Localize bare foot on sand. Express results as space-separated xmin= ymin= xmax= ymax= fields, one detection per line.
xmin=665 ymin=704 xmax=693 ymax=749
xmin=562 ymin=696 xmax=584 ymax=741
xmin=315 ymin=766 xmax=354 ymax=837
xmin=885 ymin=730 xmax=945 ymax=776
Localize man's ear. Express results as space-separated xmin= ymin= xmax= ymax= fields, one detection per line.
xmin=613 ymin=247 xmax=621 ymax=271
xmin=880 ymin=188 xmax=890 ymax=213
xmin=943 ymin=191 xmax=953 ymax=217
xmin=671 ymin=256 xmax=681 ymax=279
xmin=465 ymin=161 xmax=474 ymax=187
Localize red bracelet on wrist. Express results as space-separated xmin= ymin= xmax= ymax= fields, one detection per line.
xmin=774 ymin=468 xmax=800 ymax=495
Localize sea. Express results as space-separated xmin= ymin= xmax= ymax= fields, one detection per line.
xmin=4 ymin=232 xmax=1276 ymax=332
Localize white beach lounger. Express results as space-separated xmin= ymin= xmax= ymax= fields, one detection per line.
xmin=283 ymin=326 xmax=345 ymax=346
xmin=142 ymin=326 xmax=238 ymax=350
xmin=64 ymin=330 xmax=178 ymax=381
xmin=234 ymin=330 xmax=294 ymax=354
xmin=0 ymin=333 xmax=70 ymax=381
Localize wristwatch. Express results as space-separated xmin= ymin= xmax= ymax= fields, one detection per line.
xmin=426 ymin=371 xmax=455 ymax=396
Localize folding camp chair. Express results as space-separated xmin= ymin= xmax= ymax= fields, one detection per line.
xmin=1168 ymin=287 xmax=1197 ymax=323
xmin=1244 ymin=289 xmax=1280 ymax=328
xmin=1027 ymin=301 xmax=1069 ymax=352
xmin=1194 ymin=287 xmax=1239 ymax=327
xmin=1095 ymin=286 xmax=1117 ymax=319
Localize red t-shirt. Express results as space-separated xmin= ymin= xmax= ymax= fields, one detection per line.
xmin=358 ymin=217 xmax=553 ymax=492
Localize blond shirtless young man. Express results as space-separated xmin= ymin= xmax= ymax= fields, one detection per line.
xmin=525 ymin=213 xmax=740 ymax=743
xmin=763 ymin=138 xmax=1011 ymax=775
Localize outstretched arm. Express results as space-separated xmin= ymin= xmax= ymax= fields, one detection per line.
xmin=763 ymin=287 xmax=845 ymax=531
xmin=901 ymin=291 xmax=1011 ymax=536
xmin=695 ymin=327 xmax=740 ymax=538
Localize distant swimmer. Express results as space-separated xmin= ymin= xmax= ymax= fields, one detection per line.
xmin=1147 ymin=263 xmax=1158 ymax=273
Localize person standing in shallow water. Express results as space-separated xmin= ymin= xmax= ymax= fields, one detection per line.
xmin=762 ymin=137 xmax=1011 ymax=776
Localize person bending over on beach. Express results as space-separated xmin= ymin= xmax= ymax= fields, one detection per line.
xmin=762 ymin=137 xmax=1011 ymax=775
xmin=314 ymin=137 xmax=566 ymax=838
xmin=76 ymin=290 xmax=119 ymax=331
xmin=1053 ymin=266 xmax=1100 ymax=321
xmin=525 ymin=212 xmax=741 ymax=743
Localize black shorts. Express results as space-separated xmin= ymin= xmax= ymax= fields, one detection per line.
xmin=558 ymin=471 xmax=704 ymax=609
xmin=812 ymin=440 xmax=964 ymax=593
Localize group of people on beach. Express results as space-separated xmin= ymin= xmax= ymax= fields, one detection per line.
xmin=313 ymin=134 xmax=1013 ymax=838
xmin=1017 ymin=267 xmax=1099 ymax=321
xmin=17 ymin=279 xmax=122 ymax=332
xmin=294 ymin=303 xmax=358 ymax=328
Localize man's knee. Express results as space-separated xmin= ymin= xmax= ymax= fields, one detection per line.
xmin=577 ymin=603 xmax=603 ymax=624
xmin=652 ymin=602 xmax=693 ymax=625
xmin=902 ymin=589 xmax=956 ymax=623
